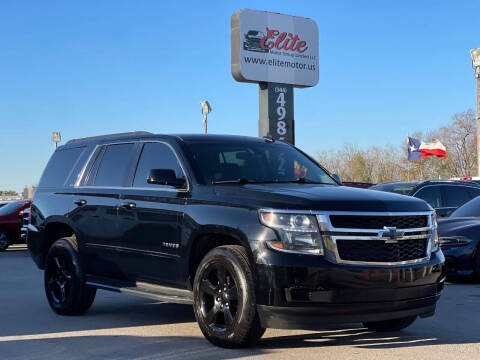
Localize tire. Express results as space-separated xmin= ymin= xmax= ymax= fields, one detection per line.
xmin=363 ymin=316 xmax=417 ymax=332
xmin=0 ymin=228 xmax=9 ymax=251
xmin=44 ymin=236 xmax=96 ymax=315
xmin=193 ymin=245 xmax=265 ymax=348
xmin=473 ymin=247 xmax=480 ymax=282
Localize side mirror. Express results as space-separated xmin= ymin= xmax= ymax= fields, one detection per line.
xmin=147 ymin=169 xmax=186 ymax=188
xmin=332 ymin=173 xmax=342 ymax=184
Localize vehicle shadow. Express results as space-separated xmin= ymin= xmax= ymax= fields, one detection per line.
xmin=446 ymin=276 xmax=480 ymax=285
xmin=2 ymin=325 xmax=480 ymax=360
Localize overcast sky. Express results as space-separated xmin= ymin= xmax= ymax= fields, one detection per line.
xmin=1 ymin=0 xmax=478 ymax=191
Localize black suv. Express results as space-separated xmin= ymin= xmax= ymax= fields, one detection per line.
xmin=27 ymin=132 xmax=445 ymax=348
xmin=370 ymin=180 xmax=480 ymax=217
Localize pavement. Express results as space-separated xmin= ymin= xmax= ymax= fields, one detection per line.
xmin=1 ymin=245 xmax=479 ymax=360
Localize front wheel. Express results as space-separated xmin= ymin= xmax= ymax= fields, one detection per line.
xmin=474 ymin=249 xmax=480 ymax=281
xmin=193 ymin=245 xmax=265 ymax=348
xmin=0 ymin=229 xmax=9 ymax=251
xmin=44 ymin=237 xmax=96 ymax=315
xmin=363 ymin=316 xmax=417 ymax=332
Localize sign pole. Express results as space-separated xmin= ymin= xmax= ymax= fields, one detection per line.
xmin=259 ymin=82 xmax=294 ymax=144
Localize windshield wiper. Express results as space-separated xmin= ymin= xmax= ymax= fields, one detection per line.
xmin=212 ymin=178 xmax=253 ymax=185
xmin=286 ymin=178 xmax=331 ymax=184
xmin=211 ymin=178 xmax=330 ymax=185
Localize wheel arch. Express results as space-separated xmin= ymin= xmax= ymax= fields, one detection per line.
xmin=187 ymin=226 xmax=254 ymax=289
xmin=39 ymin=217 xmax=78 ymax=269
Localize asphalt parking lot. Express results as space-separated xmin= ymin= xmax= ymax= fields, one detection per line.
xmin=1 ymin=246 xmax=479 ymax=360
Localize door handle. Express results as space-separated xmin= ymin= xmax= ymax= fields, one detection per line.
xmin=120 ymin=202 xmax=136 ymax=210
xmin=74 ymin=199 xmax=87 ymax=207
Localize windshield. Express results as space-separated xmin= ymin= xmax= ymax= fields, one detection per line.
xmin=450 ymin=196 xmax=480 ymax=217
xmin=0 ymin=202 xmax=24 ymax=216
xmin=183 ymin=140 xmax=337 ymax=185
xmin=370 ymin=183 xmax=418 ymax=195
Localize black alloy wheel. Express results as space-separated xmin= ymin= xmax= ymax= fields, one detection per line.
xmin=193 ymin=245 xmax=265 ymax=348
xmin=199 ymin=263 xmax=239 ymax=333
xmin=0 ymin=229 xmax=9 ymax=251
xmin=46 ymin=253 xmax=73 ymax=305
xmin=44 ymin=237 xmax=96 ymax=315
xmin=474 ymin=247 xmax=480 ymax=281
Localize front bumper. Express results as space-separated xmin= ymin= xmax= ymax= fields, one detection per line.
xmin=252 ymin=244 xmax=445 ymax=329
xmin=258 ymin=294 xmax=439 ymax=330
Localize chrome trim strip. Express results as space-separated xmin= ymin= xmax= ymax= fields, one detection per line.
xmin=75 ymin=144 xmax=100 ymax=187
xmin=85 ymin=281 xmax=193 ymax=305
xmin=74 ymin=140 xmax=191 ymax=193
xmin=85 ymin=243 xmax=180 ymax=259
xmin=259 ymin=209 xmax=433 ymax=216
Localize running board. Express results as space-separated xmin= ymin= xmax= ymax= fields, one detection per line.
xmin=85 ymin=276 xmax=193 ymax=305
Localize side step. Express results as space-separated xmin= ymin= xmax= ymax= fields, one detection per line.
xmin=85 ymin=276 xmax=193 ymax=305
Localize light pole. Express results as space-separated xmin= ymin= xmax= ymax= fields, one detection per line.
xmin=200 ymin=101 xmax=212 ymax=134
xmin=471 ymin=49 xmax=480 ymax=176
xmin=51 ymin=131 xmax=61 ymax=150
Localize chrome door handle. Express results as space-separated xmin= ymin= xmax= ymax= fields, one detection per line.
xmin=120 ymin=202 xmax=136 ymax=210
xmin=74 ymin=199 xmax=87 ymax=207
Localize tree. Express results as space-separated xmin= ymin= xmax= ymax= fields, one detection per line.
xmin=316 ymin=109 xmax=477 ymax=183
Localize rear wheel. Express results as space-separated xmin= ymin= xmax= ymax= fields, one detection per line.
xmin=0 ymin=229 xmax=9 ymax=251
xmin=363 ymin=316 xmax=417 ymax=332
xmin=474 ymin=248 xmax=480 ymax=281
xmin=44 ymin=237 xmax=96 ymax=315
xmin=193 ymin=245 xmax=265 ymax=348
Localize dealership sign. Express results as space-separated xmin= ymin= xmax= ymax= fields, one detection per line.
xmin=231 ymin=9 xmax=319 ymax=87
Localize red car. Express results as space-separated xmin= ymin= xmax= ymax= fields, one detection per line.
xmin=0 ymin=200 xmax=31 ymax=251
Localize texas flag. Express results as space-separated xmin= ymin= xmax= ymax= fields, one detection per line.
xmin=408 ymin=137 xmax=446 ymax=160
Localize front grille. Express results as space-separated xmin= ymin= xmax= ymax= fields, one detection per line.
xmin=336 ymin=239 xmax=428 ymax=263
xmin=329 ymin=215 xmax=428 ymax=229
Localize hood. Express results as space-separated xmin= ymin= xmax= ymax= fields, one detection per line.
xmin=212 ymin=184 xmax=431 ymax=212
xmin=437 ymin=217 xmax=480 ymax=237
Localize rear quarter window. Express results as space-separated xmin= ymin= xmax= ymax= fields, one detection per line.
xmin=38 ymin=146 xmax=86 ymax=187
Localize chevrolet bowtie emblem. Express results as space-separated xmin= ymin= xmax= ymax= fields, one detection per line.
xmin=380 ymin=226 xmax=404 ymax=243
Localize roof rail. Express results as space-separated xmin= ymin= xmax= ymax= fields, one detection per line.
xmin=65 ymin=131 xmax=153 ymax=145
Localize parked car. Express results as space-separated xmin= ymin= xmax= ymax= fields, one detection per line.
xmin=27 ymin=132 xmax=444 ymax=348
xmin=450 ymin=176 xmax=480 ymax=184
xmin=370 ymin=180 xmax=480 ymax=217
xmin=342 ymin=181 xmax=375 ymax=189
xmin=437 ymin=196 xmax=480 ymax=280
xmin=0 ymin=200 xmax=31 ymax=251
xmin=20 ymin=207 xmax=30 ymax=244
xmin=243 ymin=30 xmax=269 ymax=52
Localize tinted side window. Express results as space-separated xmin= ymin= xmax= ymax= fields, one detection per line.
xmin=443 ymin=186 xmax=472 ymax=208
xmin=133 ymin=143 xmax=183 ymax=187
xmin=94 ymin=144 xmax=135 ymax=187
xmin=415 ymin=186 xmax=442 ymax=208
xmin=39 ymin=147 xmax=85 ymax=187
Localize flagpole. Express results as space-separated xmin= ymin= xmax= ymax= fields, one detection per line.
xmin=407 ymin=134 xmax=410 ymax=182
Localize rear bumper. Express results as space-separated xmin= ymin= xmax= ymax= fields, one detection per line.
xmin=258 ymin=294 xmax=439 ymax=330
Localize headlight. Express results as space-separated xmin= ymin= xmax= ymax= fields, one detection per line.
xmin=259 ymin=211 xmax=324 ymax=255
xmin=431 ymin=212 xmax=440 ymax=252
xmin=439 ymin=236 xmax=472 ymax=247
